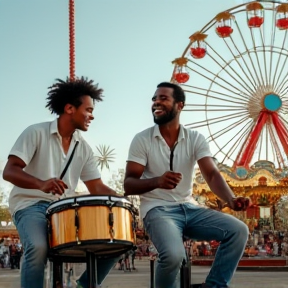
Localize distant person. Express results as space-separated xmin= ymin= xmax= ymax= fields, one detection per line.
xmin=124 ymin=82 xmax=251 ymax=288
xmin=131 ymin=249 xmax=136 ymax=270
xmin=9 ymin=243 xmax=17 ymax=269
xmin=3 ymin=77 xmax=119 ymax=288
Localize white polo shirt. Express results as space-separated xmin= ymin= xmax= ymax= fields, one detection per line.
xmin=8 ymin=118 xmax=101 ymax=215
xmin=127 ymin=125 xmax=212 ymax=219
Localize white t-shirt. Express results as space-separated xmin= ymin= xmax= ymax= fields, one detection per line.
xmin=8 ymin=118 xmax=101 ymax=215
xmin=127 ymin=125 xmax=212 ymax=219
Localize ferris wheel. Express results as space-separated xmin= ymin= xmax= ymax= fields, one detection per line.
xmin=171 ymin=1 xmax=288 ymax=177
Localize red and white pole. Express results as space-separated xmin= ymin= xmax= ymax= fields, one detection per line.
xmin=69 ymin=0 xmax=75 ymax=80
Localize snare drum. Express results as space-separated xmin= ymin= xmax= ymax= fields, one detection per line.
xmin=46 ymin=195 xmax=136 ymax=259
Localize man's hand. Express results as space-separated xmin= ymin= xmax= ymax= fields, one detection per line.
xmin=227 ymin=196 xmax=252 ymax=211
xmin=158 ymin=171 xmax=182 ymax=189
xmin=40 ymin=178 xmax=68 ymax=196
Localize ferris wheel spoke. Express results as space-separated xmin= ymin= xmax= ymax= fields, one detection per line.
xmin=233 ymin=20 xmax=261 ymax=87
xmin=187 ymin=65 xmax=249 ymax=97
xmin=249 ymin=29 xmax=266 ymax=86
xmin=277 ymin=69 xmax=288 ymax=95
xmin=272 ymin=30 xmax=288 ymax=89
xmin=277 ymin=75 xmax=288 ymax=95
xmin=206 ymin=114 xmax=250 ymax=141
xmin=205 ymin=42 xmax=256 ymax=92
xmin=187 ymin=61 xmax=250 ymax=98
xmin=221 ymin=120 xmax=253 ymax=163
xmin=269 ymin=6 xmax=278 ymax=86
xmin=271 ymin=113 xmax=288 ymax=155
xmin=183 ymin=85 xmax=248 ymax=104
xmin=210 ymin=118 xmax=253 ymax=163
xmin=185 ymin=104 xmax=247 ymax=110
xmin=224 ymin=36 xmax=262 ymax=88
xmin=203 ymin=44 xmax=255 ymax=94
xmin=259 ymin=26 xmax=269 ymax=86
xmin=185 ymin=111 xmax=248 ymax=128
xmin=274 ymin=53 xmax=288 ymax=94
xmin=279 ymin=114 xmax=288 ymax=127
xmin=187 ymin=108 xmax=245 ymax=112
xmin=267 ymin=124 xmax=284 ymax=167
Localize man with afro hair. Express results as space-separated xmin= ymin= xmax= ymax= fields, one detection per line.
xmin=3 ymin=77 xmax=119 ymax=288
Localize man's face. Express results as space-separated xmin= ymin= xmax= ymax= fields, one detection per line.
xmin=71 ymin=95 xmax=95 ymax=131
xmin=152 ymin=87 xmax=178 ymax=125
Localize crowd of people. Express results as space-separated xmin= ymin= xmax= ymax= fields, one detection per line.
xmin=0 ymin=238 xmax=23 ymax=269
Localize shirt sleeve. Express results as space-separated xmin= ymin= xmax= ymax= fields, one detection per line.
xmin=194 ymin=132 xmax=212 ymax=161
xmin=80 ymin=147 xmax=101 ymax=181
xmin=127 ymin=134 xmax=147 ymax=166
xmin=8 ymin=125 xmax=38 ymax=165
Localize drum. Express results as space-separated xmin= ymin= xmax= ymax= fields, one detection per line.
xmin=46 ymin=195 xmax=136 ymax=260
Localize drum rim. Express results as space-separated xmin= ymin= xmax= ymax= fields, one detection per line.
xmin=46 ymin=194 xmax=133 ymax=214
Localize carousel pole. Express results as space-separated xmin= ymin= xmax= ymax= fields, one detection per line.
xmin=69 ymin=0 xmax=75 ymax=80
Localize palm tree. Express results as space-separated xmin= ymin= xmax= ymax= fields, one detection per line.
xmin=95 ymin=144 xmax=115 ymax=171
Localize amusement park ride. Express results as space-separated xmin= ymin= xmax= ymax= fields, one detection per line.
xmin=171 ymin=0 xmax=288 ymax=263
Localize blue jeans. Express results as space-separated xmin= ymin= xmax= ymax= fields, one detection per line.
xmin=143 ymin=203 xmax=249 ymax=288
xmin=13 ymin=201 xmax=117 ymax=288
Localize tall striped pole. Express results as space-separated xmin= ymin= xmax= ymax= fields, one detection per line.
xmin=69 ymin=0 xmax=75 ymax=80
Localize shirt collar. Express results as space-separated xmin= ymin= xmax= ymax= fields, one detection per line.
xmin=153 ymin=124 xmax=185 ymax=141
xmin=50 ymin=118 xmax=81 ymax=142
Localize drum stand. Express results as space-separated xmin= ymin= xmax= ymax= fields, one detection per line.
xmin=49 ymin=251 xmax=102 ymax=288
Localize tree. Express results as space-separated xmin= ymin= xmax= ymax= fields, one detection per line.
xmin=0 ymin=205 xmax=11 ymax=223
xmin=108 ymin=168 xmax=125 ymax=194
xmin=95 ymin=144 xmax=115 ymax=171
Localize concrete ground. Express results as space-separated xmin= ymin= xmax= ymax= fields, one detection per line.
xmin=0 ymin=258 xmax=287 ymax=288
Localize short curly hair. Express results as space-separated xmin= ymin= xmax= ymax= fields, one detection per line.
xmin=157 ymin=82 xmax=186 ymax=105
xmin=46 ymin=77 xmax=103 ymax=115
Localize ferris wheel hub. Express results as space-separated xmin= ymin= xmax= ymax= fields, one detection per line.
xmin=263 ymin=93 xmax=282 ymax=112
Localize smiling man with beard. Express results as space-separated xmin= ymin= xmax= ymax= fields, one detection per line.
xmin=124 ymin=82 xmax=251 ymax=288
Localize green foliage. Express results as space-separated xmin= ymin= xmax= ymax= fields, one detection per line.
xmin=0 ymin=205 xmax=11 ymax=222
xmin=95 ymin=144 xmax=115 ymax=171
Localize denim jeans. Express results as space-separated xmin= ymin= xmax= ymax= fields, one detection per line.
xmin=143 ymin=203 xmax=249 ymax=288
xmin=13 ymin=201 xmax=118 ymax=288
xmin=77 ymin=257 xmax=119 ymax=287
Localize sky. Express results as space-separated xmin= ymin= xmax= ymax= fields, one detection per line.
xmin=0 ymin=0 xmax=254 ymax=187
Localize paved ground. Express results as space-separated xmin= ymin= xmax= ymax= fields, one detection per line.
xmin=0 ymin=258 xmax=287 ymax=288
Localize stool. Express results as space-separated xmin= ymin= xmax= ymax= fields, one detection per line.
xmin=47 ymin=250 xmax=125 ymax=288
xmin=46 ymin=252 xmax=98 ymax=288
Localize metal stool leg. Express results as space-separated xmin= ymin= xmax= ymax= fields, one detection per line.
xmin=52 ymin=260 xmax=63 ymax=288
xmin=150 ymin=258 xmax=155 ymax=288
xmin=86 ymin=251 xmax=97 ymax=288
xmin=180 ymin=258 xmax=191 ymax=288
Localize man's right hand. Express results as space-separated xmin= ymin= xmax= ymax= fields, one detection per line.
xmin=158 ymin=171 xmax=182 ymax=189
xmin=40 ymin=178 xmax=68 ymax=195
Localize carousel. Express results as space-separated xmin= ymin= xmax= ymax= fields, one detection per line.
xmin=170 ymin=0 xmax=288 ymax=267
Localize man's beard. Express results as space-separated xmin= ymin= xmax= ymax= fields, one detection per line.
xmin=153 ymin=108 xmax=177 ymax=125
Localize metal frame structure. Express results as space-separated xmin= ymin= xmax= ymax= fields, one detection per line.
xmin=171 ymin=1 xmax=288 ymax=174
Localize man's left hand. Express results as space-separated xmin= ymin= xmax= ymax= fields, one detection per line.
xmin=228 ymin=196 xmax=252 ymax=211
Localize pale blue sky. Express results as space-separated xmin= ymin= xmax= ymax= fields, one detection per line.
xmin=0 ymin=0 xmax=244 ymax=181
